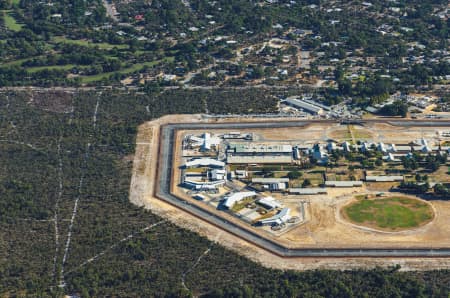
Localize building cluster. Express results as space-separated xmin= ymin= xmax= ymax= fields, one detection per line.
xmin=177 ymin=130 xmax=450 ymax=230
xmin=178 ymin=131 xmax=450 ymax=230
xmin=295 ymin=138 xmax=445 ymax=165
xmin=221 ymin=191 xmax=292 ymax=227
xmin=181 ymin=132 xmax=448 ymax=193
xmin=366 ymin=93 xmax=437 ymax=115
xmin=182 ymin=158 xmax=226 ymax=191
xmin=184 ymin=133 xmax=221 ymax=151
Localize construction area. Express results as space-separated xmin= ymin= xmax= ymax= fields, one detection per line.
xmin=130 ymin=115 xmax=450 ymax=270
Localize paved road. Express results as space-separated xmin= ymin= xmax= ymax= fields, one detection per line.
xmin=155 ymin=120 xmax=450 ymax=257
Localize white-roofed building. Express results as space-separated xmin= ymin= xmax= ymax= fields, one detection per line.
xmin=327 ymin=141 xmax=337 ymax=152
xmin=227 ymin=142 xmax=293 ymax=164
xmin=343 ymin=141 xmax=351 ymax=152
xmin=257 ymin=196 xmax=282 ymax=210
xmin=312 ymin=144 xmax=328 ymax=164
xmin=395 ymin=145 xmax=412 ymax=152
xmin=203 ymin=133 xmax=212 ymax=150
xmin=188 ymin=136 xmax=204 ymax=148
xmin=228 ymin=143 xmax=293 ymax=154
xmin=211 ymin=169 xmax=226 ymax=180
xmin=420 ymin=138 xmax=428 ymax=147
xmin=288 ymin=188 xmax=328 ymax=195
xmin=252 ymin=178 xmax=289 ymax=184
xmin=235 ymin=170 xmax=248 ymax=179
xmin=284 ymin=97 xmax=324 ymax=115
xmin=258 ymin=208 xmax=291 ymax=226
xmin=360 ymin=142 xmax=371 ymax=152
xmin=267 ymin=182 xmax=287 ymax=191
xmin=186 ymin=133 xmax=220 ymax=151
xmin=222 ymin=191 xmax=257 ymax=209
xmin=183 ymin=179 xmax=225 ymax=190
xmin=384 ymin=153 xmax=399 ymax=162
xmin=202 ymin=133 xmax=220 ymax=151
xmin=422 ymin=145 xmax=432 ymax=153
xmin=377 ymin=142 xmax=387 ymax=153
xmin=227 ymin=155 xmax=293 ymax=164
xmin=184 ymin=158 xmax=225 ymax=168
xmin=365 ymin=175 xmax=404 ymax=182
xmin=325 ymin=181 xmax=363 ymax=187
xmin=294 ymin=147 xmax=301 ymax=160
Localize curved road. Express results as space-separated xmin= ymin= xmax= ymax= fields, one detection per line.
xmin=155 ymin=120 xmax=450 ymax=257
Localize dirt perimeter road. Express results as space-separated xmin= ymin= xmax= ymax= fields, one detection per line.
xmin=129 ymin=115 xmax=450 ymax=271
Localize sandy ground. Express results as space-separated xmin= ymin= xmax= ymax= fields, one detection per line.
xmin=281 ymin=191 xmax=450 ymax=249
xmin=129 ymin=115 xmax=450 ymax=270
xmin=178 ymin=121 xmax=447 ymax=145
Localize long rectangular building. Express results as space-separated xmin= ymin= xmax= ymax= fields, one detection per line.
xmin=325 ymin=181 xmax=363 ymax=187
xmin=228 ymin=143 xmax=293 ymax=154
xmin=288 ymin=188 xmax=328 ymax=195
xmin=284 ymin=98 xmax=324 ymax=115
xmin=365 ymin=176 xmax=404 ymax=182
xmin=227 ymin=155 xmax=293 ymax=164
xmin=184 ymin=158 xmax=225 ymax=168
xmin=252 ymin=178 xmax=289 ymax=184
xmin=183 ymin=179 xmax=225 ymax=190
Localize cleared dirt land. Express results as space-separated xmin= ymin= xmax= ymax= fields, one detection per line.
xmin=130 ymin=116 xmax=450 ymax=270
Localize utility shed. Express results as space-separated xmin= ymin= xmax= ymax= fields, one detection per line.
xmin=325 ymin=181 xmax=363 ymax=187
xmin=365 ymin=176 xmax=404 ymax=182
xmin=288 ymin=188 xmax=328 ymax=195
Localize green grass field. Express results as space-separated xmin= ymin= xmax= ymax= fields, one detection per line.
xmin=2 ymin=10 xmax=22 ymax=32
xmin=52 ymin=36 xmax=129 ymax=50
xmin=343 ymin=197 xmax=433 ymax=230
xmin=1 ymin=57 xmax=31 ymax=68
xmin=26 ymin=64 xmax=76 ymax=73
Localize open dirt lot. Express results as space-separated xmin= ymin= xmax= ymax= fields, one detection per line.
xmin=281 ymin=192 xmax=450 ymax=249
xmin=130 ymin=116 xmax=450 ymax=270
